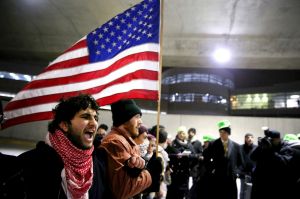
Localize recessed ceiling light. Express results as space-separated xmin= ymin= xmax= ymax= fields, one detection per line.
xmin=290 ymin=95 xmax=300 ymax=99
xmin=213 ymin=48 xmax=231 ymax=63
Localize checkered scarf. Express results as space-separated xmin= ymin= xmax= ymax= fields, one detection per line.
xmin=49 ymin=129 xmax=94 ymax=199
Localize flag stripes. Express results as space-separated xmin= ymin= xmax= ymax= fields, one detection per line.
xmin=2 ymin=0 xmax=160 ymax=129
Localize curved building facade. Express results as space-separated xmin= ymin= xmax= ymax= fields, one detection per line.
xmin=161 ymin=68 xmax=234 ymax=115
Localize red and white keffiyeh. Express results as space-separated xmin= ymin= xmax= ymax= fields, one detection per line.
xmin=49 ymin=129 xmax=94 ymax=199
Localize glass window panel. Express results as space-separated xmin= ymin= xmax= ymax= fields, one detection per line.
xmin=231 ymin=92 xmax=300 ymax=109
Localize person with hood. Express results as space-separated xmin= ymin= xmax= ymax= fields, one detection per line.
xmin=100 ymin=99 xmax=152 ymax=199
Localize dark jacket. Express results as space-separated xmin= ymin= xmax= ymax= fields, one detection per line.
xmin=18 ymin=141 xmax=108 ymax=199
xmin=203 ymin=138 xmax=243 ymax=199
xmin=0 ymin=153 xmax=26 ymax=199
xmin=166 ymin=138 xmax=196 ymax=199
xmin=168 ymin=138 xmax=196 ymax=176
xmin=240 ymin=143 xmax=257 ymax=178
xmin=188 ymin=139 xmax=203 ymax=181
xmin=251 ymin=140 xmax=300 ymax=199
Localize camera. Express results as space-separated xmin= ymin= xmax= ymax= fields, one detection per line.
xmin=257 ymin=136 xmax=271 ymax=147
xmin=264 ymin=129 xmax=280 ymax=139
xmin=258 ymin=128 xmax=281 ymax=147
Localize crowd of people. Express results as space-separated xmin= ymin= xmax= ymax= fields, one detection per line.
xmin=1 ymin=94 xmax=300 ymax=199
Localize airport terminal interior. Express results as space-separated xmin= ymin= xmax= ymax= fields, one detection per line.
xmin=1 ymin=0 xmax=300 ymax=198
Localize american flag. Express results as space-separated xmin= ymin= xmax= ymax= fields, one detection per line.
xmin=2 ymin=0 xmax=160 ymax=129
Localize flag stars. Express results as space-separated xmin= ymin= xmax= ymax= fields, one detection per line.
xmin=103 ymin=27 xmax=109 ymax=32
xmin=108 ymin=21 xmax=114 ymax=26
xmin=87 ymin=0 xmax=159 ymax=61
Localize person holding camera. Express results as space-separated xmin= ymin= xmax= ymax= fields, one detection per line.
xmin=251 ymin=129 xmax=300 ymax=199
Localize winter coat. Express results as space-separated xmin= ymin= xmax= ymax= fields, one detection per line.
xmin=251 ymin=140 xmax=300 ymax=199
xmin=188 ymin=138 xmax=203 ymax=181
xmin=203 ymin=138 xmax=243 ymax=199
xmin=0 ymin=153 xmax=26 ymax=199
xmin=166 ymin=138 xmax=195 ymax=199
xmin=100 ymin=127 xmax=152 ymax=199
xmin=240 ymin=143 xmax=257 ymax=178
xmin=18 ymin=141 xmax=108 ymax=199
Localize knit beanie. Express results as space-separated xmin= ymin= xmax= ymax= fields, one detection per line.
xmin=138 ymin=125 xmax=149 ymax=135
xmin=111 ymin=99 xmax=142 ymax=127
xmin=245 ymin=133 xmax=254 ymax=138
xmin=158 ymin=129 xmax=168 ymax=144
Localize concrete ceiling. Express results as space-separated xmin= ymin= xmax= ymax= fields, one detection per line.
xmin=1 ymin=0 xmax=300 ymax=74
